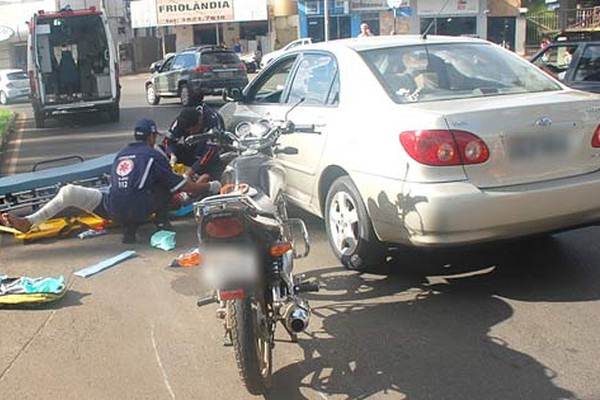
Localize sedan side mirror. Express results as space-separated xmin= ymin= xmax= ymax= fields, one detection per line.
xmin=223 ymin=87 xmax=244 ymax=102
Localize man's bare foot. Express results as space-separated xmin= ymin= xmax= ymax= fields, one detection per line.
xmin=1 ymin=213 xmax=32 ymax=233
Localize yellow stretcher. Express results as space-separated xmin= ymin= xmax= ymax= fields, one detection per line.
xmin=0 ymin=214 xmax=113 ymax=242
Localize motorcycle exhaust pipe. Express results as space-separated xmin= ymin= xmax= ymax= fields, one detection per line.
xmin=282 ymin=297 xmax=311 ymax=333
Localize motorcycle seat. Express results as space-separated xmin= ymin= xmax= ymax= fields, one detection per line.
xmin=248 ymin=189 xmax=277 ymax=217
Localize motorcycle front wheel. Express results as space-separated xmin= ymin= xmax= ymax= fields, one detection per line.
xmin=228 ymin=289 xmax=273 ymax=395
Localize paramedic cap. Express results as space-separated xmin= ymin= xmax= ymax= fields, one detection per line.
xmin=134 ymin=118 xmax=159 ymax=140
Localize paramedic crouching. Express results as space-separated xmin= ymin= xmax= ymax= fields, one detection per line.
xmin=0 ymin=118 xmax=221 ymax=243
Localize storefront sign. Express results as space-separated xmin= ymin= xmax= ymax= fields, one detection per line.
xmin=0 ymin=25 xmax=14 ymax=42
xmin=387 ymin=0 xmax=409 ymax=8
xmin=156 ymin=0 xmax=234 ymax=25
xmin=351 ymin=0 xmax=389 ymax=11
xmin=418 ymin=0 xmax=478 ymax=16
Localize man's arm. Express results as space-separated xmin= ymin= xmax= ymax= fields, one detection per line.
xmin=153 ymin=153 xmax=219 ymax=196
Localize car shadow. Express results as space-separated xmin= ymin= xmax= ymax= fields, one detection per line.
xmin=266 ymin=254 xmax=583 ymax=399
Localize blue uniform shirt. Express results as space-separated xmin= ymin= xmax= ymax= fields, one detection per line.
xmin=108 ymin=142 xmax=187 ymax=223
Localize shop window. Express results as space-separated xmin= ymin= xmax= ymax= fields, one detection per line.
xmin=306 ymin=0 xmax=320 ymax=14
xmin=420 ymin=16 xmax=477 ymax=36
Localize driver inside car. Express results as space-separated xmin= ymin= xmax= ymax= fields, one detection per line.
xmin=393 ymin=50 xmax=440 ymax=98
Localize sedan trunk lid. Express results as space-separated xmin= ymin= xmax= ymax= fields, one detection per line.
xmin=419 ymin=91 xmax=600 ymax=188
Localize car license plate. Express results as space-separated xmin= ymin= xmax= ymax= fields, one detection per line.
xmin=219 ymin=72 xmax=234 ymax=79
xmin=506 ymin=133 xmax=573 ymax=161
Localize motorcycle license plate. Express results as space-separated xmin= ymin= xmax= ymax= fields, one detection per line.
xmin=203 ymin=246 xmax=259 ymax=289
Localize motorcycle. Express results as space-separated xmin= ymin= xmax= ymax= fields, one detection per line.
xmin=190 ymin=100 xmax=319 ymax=395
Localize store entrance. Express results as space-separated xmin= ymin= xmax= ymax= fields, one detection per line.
xmin=194 ymin=24 xmax=221 ymax=46
xmin=307 ymin=15 xmax=352 ymax=42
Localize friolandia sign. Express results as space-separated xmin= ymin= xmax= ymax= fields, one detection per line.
xmin=156 ymin=0 xmax=234 ymax=25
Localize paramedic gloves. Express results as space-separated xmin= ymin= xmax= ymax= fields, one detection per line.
xmin=170 ymin=154 xmax=178 ymax=167
xmin=208 ymin=181 xmax=221 ymax=194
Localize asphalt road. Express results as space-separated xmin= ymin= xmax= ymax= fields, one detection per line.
xmin=1 ymin=75 xmax=600 ymax=399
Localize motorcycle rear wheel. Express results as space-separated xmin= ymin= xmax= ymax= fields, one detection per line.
xmin=229 ymin=290 xmax=273 ymax=395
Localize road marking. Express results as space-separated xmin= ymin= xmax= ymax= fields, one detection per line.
xmin=7 ymin=115 xmax=25 ymax=175
xmin=150 ymin=325 xmax=176 ymax=399
xmin=0 ymin=309 xmax=57 ymax=382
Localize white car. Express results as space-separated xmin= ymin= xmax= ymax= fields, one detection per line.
xmin=259 ymin=38 xmax=312 ymax=69
xmin=220 ymin=35 xmax=600 ymax=270
xmin=0 ymin=69 xmax=30 ymax=105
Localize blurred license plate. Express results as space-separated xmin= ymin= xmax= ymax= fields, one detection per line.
xmin=507 ymin=134 xmax=572 ymax=160
xmin=203 ymin=246 xmax=259 ymax=289
xmin=219 ymin=72 xmax=234 ymax=79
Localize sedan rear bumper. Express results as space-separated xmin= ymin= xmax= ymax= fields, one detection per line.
xmin=353 ymin=170 xmax=600 ymax=247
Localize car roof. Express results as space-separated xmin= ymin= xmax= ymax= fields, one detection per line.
xmin=0 ymin=69 xmax=26 ymax=76
xmin=183 ymin=45 xmax=233 ymax=53
xmin=303 ymin=35 xmax=490 ymax=52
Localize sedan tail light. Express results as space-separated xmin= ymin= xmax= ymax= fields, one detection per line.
xmin=204 ymin=217 xmax=244 ymax=239
xmin=591 ymin=124 xmax=600 ymax=148
xmin=399 ymin=130 xmax=489 ymax=166
xmin=238 ymin=62 xmax=246 ymax=71
xmin=194 ymin=65 xmax=212 ymax=73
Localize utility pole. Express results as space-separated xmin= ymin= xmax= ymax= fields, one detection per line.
xmin=324 ymin=0 xmax=330 ymax=41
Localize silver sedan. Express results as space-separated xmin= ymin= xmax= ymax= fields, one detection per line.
xmin=219 ymin=35 xmax=600 ymax=270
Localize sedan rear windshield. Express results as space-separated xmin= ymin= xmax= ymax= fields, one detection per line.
xmin=201 ymin=51 xmax=240 ymax=65
xmin=7 ymin=72 xmax=28 ymax=80
xmin=360 ymin=43 xmax=562 ymax=103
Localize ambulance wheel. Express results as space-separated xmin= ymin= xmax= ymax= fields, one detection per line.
xmin=108 ymin=104 xmax=120 ymax=122
xmin=34 ymin=110 xmax=45 ymax=128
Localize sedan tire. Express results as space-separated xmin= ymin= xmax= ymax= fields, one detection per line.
xmin=325 ymin=176 xmax=386 ymax=271
xmin=146 ymin=84 xmax=160 ymax=105
xmin=0 ymin=91 xmax=8 ymax=105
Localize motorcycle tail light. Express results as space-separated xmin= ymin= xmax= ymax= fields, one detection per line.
xmin=270 ymin=242 xmax=292 ymax=257
xmin=204 ymin=217 xmax=243 ymax=239
xmin=592 ymin=124 xmax=600 ymax=148
xmin=399 ymin=130 xmax=489 ymax=166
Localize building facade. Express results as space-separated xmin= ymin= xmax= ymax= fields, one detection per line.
xmin=130 ymin=0 xmax=273 ymax=58
xmin=298 ymin=0 xmax=526 ymax=54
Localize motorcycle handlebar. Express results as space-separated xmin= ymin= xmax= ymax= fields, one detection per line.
xmin=293 ymin=124 xmax=317 ymax=133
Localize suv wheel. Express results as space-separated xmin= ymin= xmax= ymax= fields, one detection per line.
xmin=146 ymin=84 xmax=160 ymax=105
xmin=180 ymin=84 xmax=192 ymax=106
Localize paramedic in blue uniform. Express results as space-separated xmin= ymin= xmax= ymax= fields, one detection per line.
xmin=163 ymin=104 xmax=223 ymax=179
xmin=1 ymin=118 xmax=221 ymax=243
